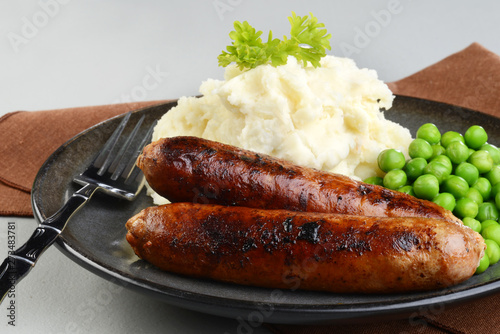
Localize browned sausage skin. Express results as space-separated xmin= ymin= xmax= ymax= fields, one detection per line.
xmin=137 ymin=136 xmax=461 ymax=224
xmin=126 ymin=203 xmax=485 ymax=293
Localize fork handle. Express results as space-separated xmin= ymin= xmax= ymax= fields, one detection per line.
xmin=0 ymin=184 xmax=98 ymax=304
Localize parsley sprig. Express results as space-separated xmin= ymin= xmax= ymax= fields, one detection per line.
xmin=218 ymin=12 xmax=331 ymax=70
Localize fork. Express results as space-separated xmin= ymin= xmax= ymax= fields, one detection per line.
xmin=0 ymin=111 xmax=155 ymax=304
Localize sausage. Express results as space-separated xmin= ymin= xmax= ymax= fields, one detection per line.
xmin=125 ymin=203 xmax=485 ymax=293
xmin=137 ymin=136 xmax=461 ymax=224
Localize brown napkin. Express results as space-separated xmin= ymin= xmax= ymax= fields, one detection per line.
xmin=387 ymin=42 xmax=500 ymax=118
xmin=1 ymin=42 xmax=500 ymax=333
xmin=0 ymin=100 xmax=165 ymax=216
xmin=265 ymin=42 xmax=500 ymax=334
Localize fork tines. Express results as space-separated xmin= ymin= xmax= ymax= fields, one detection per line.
xmin=89 ymin=112 xmax=155 ymax=185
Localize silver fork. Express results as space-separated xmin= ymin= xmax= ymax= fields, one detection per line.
xmin=0 ymin=111 xmax=155 ymax=304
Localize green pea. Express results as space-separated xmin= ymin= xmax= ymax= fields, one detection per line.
xmin=404 ymin=158 xmax=427 ymax=181
xmin=482 ymin=223 xmax=500 ymax=245
xmin=441 ymin=131 xmax=464 ymax=148
xmin=408 ymin=138 xmax=433 ymax=160
xmin=431 ymin=155 xmax=453 ymax=171
xmin=481 ymin=143 xmax=500 ymax=165
xmin=486 ymin=165 xmax=500 ymax=186
xmin=378 ymin=149 xmax=406 ymax=173
xmin=416 ymin=123 xmax=441 ymax=145
xmin=442 ymin=175 xmax=469 ymax=199
xmin=464 ymin=125 xmax=488 ymax=149
xmin=485 ymin=239 xmax=500 ymax=265
xmin=468 ymin=150 xmax=494 ymax=174
xmin=453 ymin=197 xmax=478 ymax=219
xmin=432 ymin=193 xmax=456 ymax=212
xmin=475 ymin=253 xmax=490 ymax=274
xmin=364 ymin=176 xmax=383 ymax=186
xmin=495 ymin=192 xmax=500 ymax=211
xmin=454 ymin=162 xmax=479 ymax=186
xmin=476 ymin=202 xmax=499 ymax=222
xmin=465 ymin=187 xmax=484 ymax=205
xmin=431 ymin=144 xmax=446 ymax=159
xmin=491 ymin=183 xmax=500 ymax=199
xmin=462 ymin=217 xmax=482 ymax=233
xmin=383 ymin=170 xmax=407 ymax=190
xmin=481 ymin=220 xmax=498 ymax=233
xmin=413 ymin=174 xmax=440 ymax=200
xmin=472 ymin=177 xmax=492 ymax=201
xmin=446 ymin=141 xmax=470 ymax=164
xmin=423 ymin=161 xmax=450 ymax=184
xmin=398 ymin=185 xmax=415 ymax=196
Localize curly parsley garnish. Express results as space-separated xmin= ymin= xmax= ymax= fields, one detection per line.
xmin=218 ymin=12 xmax=332 ymax=70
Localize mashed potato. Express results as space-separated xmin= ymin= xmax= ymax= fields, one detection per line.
xmin=150 ymin=55 xmax=412 ymax=204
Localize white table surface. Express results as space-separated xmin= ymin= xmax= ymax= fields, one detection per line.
xmin=1 ymin=1 xmax=500 ymax=333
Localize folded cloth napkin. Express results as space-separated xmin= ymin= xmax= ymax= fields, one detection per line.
xmin=0 ymin=100 xmax=165 ymax=216
xmin=1 ymin=42 xmax=500 ymax=333
xmin=387 ymin=42 xmax=500 ymax=118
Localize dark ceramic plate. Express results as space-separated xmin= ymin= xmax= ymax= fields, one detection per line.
xmin=31 ymin=97 xmax=500 ymax=324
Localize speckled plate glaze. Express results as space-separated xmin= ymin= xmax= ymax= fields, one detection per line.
xmin=31 ymin=96 xmax=500 ymax=324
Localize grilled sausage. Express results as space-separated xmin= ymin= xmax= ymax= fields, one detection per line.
xmin=126 ymin=203 xmax=485 ymax=293
xmin=137 ymin=136 xmax=461 ymax=224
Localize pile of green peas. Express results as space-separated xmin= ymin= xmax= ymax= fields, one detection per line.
xmin=364 ymin=123 xmax=500 ymax=274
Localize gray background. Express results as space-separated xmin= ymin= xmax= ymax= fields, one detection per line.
xmin=1 ymin=1 xmax=499 ymax=333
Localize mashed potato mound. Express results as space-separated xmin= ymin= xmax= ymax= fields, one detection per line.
xmin=151 ymin=55 xmax=412 ymax=204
